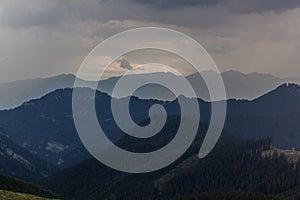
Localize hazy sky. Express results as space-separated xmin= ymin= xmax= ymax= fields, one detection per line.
xmin=1 ymin=0 xmax=300 ymax=82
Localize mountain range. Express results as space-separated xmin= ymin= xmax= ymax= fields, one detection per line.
xmin=0 ymin=82 xmax=300 ymax=172
xmin=1 ymin=73 xmax=300 ymax=199
xmin=1 ymin=70 xmax=300 ymax=109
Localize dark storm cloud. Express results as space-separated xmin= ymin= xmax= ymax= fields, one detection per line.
xmin=0 ymin=0 xmax=147 ymax=29
xmin=128 ymin=0 xmax=300 ymax=13
xmin=227 ymin=0 xmax=300 ymax=13
xmin=0 ymin=1 xmax=65 ymax=29
xmin=127 ymin=0 xmax=222 ymax=10
xmin=2 ymin=0 xmax=300 ymax=82
xmin=2 ymin=0 xmax=300 ymax=31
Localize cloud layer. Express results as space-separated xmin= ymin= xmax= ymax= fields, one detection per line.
xmin=1 ymin=0 xmax=300 ymax=81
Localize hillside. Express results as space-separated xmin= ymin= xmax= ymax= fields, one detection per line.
xmin=0 ymin=190 xmax=56 ymax=200
xmin=174 ymin=191 xmax=281 ymax=200
xmin=42 ymin=138 xmax=300 ymax=199
xmin=0 ymin=89 xmax=126 ymax=168
xmin=0 ymin=174 xmax=58 ymax=199
xmin=279 ymin=185 xmax=300 ymax=199
xmin=0 ymin=132 xmax=57 ymax=181
xmin=225 ymin=83 xmax=300 ymax=149
xmin=40 ymin=117 xmax=300 ymax=199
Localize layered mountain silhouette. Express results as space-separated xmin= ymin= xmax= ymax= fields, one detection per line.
xmin=0 ymin=83 xmax=300 ymax=173
xmin=1 ymin=70 xmax=300 ymax=109
xmin=0 ymin=88 xmax=179 ymax=168
xmin=1 ymin=76 xmax=300 ymax=199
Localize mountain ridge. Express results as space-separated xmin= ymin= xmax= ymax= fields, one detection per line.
xmin=1 ymin=70 xmax=300 ymax=109
xmin=1 ymin=82 xmax=300 ymax=171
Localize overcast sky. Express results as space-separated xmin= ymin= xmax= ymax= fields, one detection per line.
xmin=1 ymin=0 xmax=300 ymax=82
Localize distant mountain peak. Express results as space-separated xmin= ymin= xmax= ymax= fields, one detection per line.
xmin=222 ymin=70 xmax=246 ymax=75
